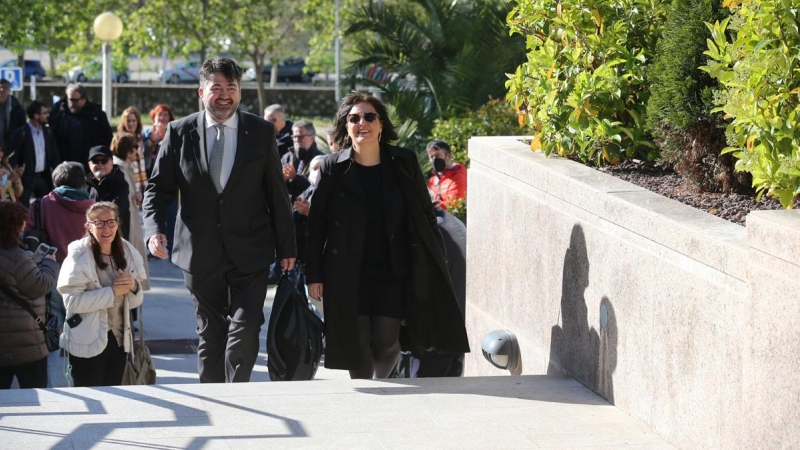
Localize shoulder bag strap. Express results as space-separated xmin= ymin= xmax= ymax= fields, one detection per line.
xmin=0 ymin=282 xmax=49 ymax=332
xmin=34 ymin=198 xmax=42 ymax=230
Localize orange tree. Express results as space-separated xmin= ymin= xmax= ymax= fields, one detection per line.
xmin=702 ymin=0 xmax=800 ymax=207
xmin=506 ymin=0 xmax=669 ymax=165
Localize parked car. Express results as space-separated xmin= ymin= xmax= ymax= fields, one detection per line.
xmin=244 ymin=58 xmax=313 ymax=83
xmin=0 ymin=59 xmax=47 ymax=81
xmin=65 ymin=60 xmax=130 ymax=83
xmin=160 ymin=61 xmax=200 ymax=84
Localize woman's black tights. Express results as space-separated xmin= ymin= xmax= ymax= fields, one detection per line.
xmin=349 ymin=315 xmax=402 ymax=379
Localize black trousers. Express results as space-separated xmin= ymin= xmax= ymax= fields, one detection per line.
xmin=69 ymin=331 xmax=127 ymax=387
xmin=21 ymin=171 xmax=52 ymax=207
xmin=184 ymin=260 xmax=269 ymax=383
xmin=0 ymin=357 xmax=48 ymax=389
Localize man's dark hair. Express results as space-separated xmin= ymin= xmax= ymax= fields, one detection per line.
xmin=52 ymin=161 xmax=86 ymax=189
xmin=26 ymin=100 xmax=46 ymax=120
xmin=426 ymin=139 xmax=452 ymax=155
xmin=0 ymin=79 xmax=9 ymax=87
xmin=66 ymin=83 xmax=88 ymax=99
xmin=199 ymin=57 xmax=243 ymax=85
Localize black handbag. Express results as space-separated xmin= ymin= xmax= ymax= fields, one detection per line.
xmin=266 ymin=270 xmax=324 ymax=381
xmin=0 ymin=283 xmax=60 ymax=352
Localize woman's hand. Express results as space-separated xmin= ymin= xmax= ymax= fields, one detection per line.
xmin=308 ymin=283 xmax=324 ymax=301
xmin=112 ymin=269 xmax=136 ymax=295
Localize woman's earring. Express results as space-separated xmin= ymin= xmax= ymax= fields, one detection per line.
xmin=378 ymin=132 xmax=382 ymax=142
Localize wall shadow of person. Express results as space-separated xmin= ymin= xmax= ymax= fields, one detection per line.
xmin=547 ymin=224 xmax=617 ymax=403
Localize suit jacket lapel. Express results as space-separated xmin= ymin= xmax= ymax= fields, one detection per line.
xmin=224 ymin=110 xmax=249 ymax=193
xmin=191 ymin=113 xmax=207 ymax=177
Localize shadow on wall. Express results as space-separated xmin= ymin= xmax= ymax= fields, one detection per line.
xmin=547 ymin=224 xmax=617 ymax=403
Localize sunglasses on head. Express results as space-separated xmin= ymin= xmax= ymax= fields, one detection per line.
xmin=90 ymin=157 xmax=109 ymax=164
xmin=347 ymin=112 xmax=379 ymax=124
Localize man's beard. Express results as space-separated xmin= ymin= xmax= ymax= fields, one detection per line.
xmin=204 ymin=99 xmax=237 ymax=122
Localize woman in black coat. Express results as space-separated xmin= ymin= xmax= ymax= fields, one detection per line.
xmin=306 ymin=91 xmax=469 ymax=378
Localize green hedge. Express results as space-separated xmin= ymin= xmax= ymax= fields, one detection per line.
xmin=430 ymin=99 xmax=525 ymax=165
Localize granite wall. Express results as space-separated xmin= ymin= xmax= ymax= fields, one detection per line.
xmin=464 ymin=136 xmax=800 ymax=449
xmin=18 ymin=83 xmax=337 ymax=119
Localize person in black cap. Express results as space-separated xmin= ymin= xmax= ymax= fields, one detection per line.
xmin=86 ymin=145 xmax=130 ymax=239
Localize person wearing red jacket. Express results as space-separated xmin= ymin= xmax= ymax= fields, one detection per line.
xmin=426 ymin=140 xmax=466 ymax=209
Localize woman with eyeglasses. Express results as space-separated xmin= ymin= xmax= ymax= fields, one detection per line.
xmin=305 ymin=91 xmax=469 ymax=379
xmin=57 ymin=201 xmax=146 ymax=387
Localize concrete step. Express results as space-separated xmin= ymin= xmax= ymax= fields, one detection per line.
xmin=0 ymin=375 xmax=676 ymax=449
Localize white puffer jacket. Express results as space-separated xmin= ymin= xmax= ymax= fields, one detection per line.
xmin=57 ymin=237 xmax=146 ymax=358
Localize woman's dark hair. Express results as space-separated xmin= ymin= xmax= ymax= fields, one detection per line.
xmin=0 ymin=142 xmax=9 ymax=168
xmin=111 ymin=132 xmax=137 ymax=161
xmin=52 ymin=161 xmax=87 ymax=189
xmin=117 ymin=106 xmax=143 ymax=137
xmin=0 ymin=201 xmax=29 ymax=249
xmin=85 ymin=202 xmax=127 ymax=271
xmin=149 ymin=104 xmax=175 ymax=122
xmin=332 ymin=90 xmax=398 ymax=149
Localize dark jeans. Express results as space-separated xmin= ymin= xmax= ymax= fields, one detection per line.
xmin=0 ymin=357 xmax=48 ymax=389
xmin=184 ymin=260 xmax=269 ymax=383
xmin=69 ymin=331 xmax=127 ymax=387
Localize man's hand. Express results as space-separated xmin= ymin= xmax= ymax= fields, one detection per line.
xmin=308 ymin=283 xmax=323 ymax=301
xmin=280 ymin=257 xmax=296 ymax=272
xmin=10 ymin=164 xmax=24 ymax=182
xmin=282 ymin=163 xmax=296 ymax=182
xmin=148 ymin=233 xmax=169 ymax=259
xmin=293 ymin=198 xmax=310 ymax=216
xmin=134 ymin=192 xmax=143 ymax=207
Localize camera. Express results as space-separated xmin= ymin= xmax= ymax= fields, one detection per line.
xmin=32 ymin=243 xmax=56 ymax=263
xmin=66 ymin=314 xmax=82 ymax=328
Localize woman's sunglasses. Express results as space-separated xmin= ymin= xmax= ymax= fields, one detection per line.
xmin=347 ymin=112 xmax=379 ymax=124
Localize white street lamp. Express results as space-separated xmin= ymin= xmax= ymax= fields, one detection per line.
xmin=93 ymin=12 xmax=123 ymax=120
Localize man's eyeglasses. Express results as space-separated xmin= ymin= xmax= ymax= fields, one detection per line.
xmin=291 ymin=134 xmax=309 ymax=140
xmin=88 ymin=219 xmax=118 ymax=229
xmin=68 ymin=97 xmax=84 ymax=103
xmin=90 ymin=157 xmax=109 ymax=165
xmin=347 ymin=112 xmax=379 ymax=124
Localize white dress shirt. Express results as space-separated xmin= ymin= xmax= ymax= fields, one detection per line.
xmin=203 ymin=111 xmax=238 ymax=190
xmin=29 ymin=122 xmax=46 ymax=173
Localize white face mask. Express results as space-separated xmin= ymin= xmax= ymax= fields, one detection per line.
xmin=308 ymin=168 xmax=321 ymax=186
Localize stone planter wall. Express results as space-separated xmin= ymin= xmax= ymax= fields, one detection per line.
xmin=464 ymin=136 xmax=800 ymax=449
xmin=20 ymin=83 xmax=337 ymax=119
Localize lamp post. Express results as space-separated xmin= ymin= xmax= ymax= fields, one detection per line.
xmin=93 ymin=12 xmax=123 ymax=120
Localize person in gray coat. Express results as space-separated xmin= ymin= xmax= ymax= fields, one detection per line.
xmin=0 ymin=201 xmax=59 ymax=389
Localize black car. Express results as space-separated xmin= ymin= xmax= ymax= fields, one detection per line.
xmin=245 ymin=58 xmax=314 ymax=83
xmin=0 ymin=59 xmax=47 ymax=81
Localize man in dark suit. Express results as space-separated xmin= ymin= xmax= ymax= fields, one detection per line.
xmin=48 ymin=83 xmax=112 ymax=168
xmin=143 ymin=57 xmax=296 ymax=384
xmin=9 ymin=101 xmax=60 ymax=206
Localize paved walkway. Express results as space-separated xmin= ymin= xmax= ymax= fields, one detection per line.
xmin=10 ymin=259 xmax=678 ymax=449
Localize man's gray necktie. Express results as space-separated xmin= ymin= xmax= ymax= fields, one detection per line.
xmin=209 ymin=124 xmax=225 ymax=192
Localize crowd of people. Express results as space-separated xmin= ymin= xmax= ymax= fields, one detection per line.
xmin=0 ymin=55 xmax=469 ymax=389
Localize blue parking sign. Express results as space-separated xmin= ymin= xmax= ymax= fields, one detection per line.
xmin=0 ymin=68 xmax=23 ymax=91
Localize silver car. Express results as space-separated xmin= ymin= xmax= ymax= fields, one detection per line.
xmin=65 ymin=61 xmax=130 ymax=83
xmin=159 ymin=61 xmax=200 ymax=84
